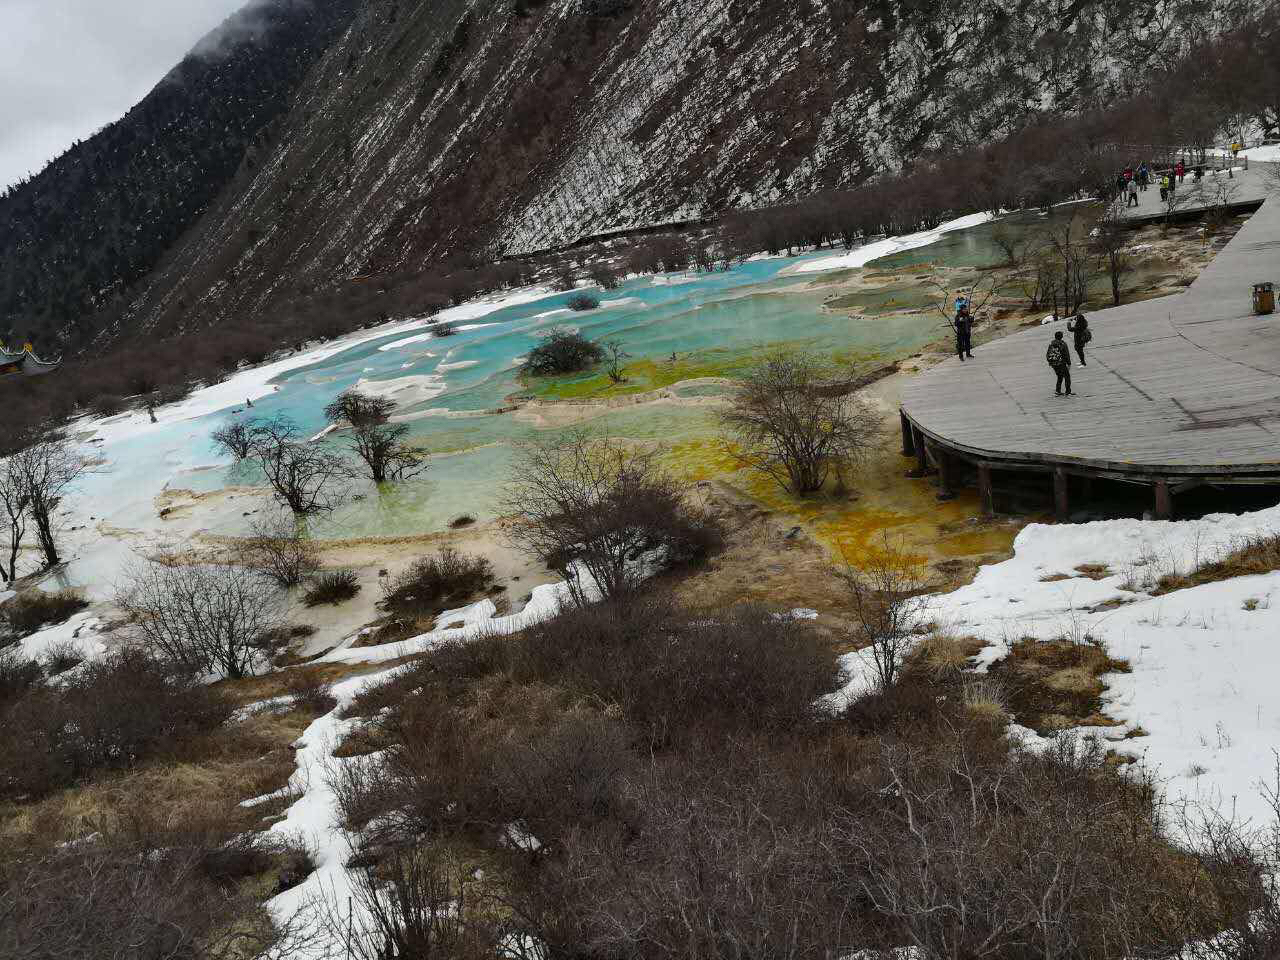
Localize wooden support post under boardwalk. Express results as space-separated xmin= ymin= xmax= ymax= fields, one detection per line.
xmin=977 ymin=464 xmax=994 ymax=515
xmin=1154 ymin=479 xmax=1173 ymax=520
xmin=1053 ymin=467 xmax=1069 ymax=521
xmin=935 ymin=444 xmax=956 ymax=500
xmin=901 ymin=412 xmax=915 ymax=457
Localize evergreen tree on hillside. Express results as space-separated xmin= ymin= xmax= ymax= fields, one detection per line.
xmin=0 ymin=0 xmax=362 ymax=352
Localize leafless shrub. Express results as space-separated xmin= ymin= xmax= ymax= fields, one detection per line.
xmin=835 ymin=535 xmax=932 ymax=690
xmin=0 ymin=646 xmax=43 ymax=707
xmin=505 ymin=593 xmax=837 ymax=744
xmin=720 ymin=351 xmax=878 ymax=496
xmin=39 ymin=638 xmax=86 ymax=676
xmin=238 ymin=512 xmax=320 ymax=586
xmin=831 ymin=735 xmax=1214 ymax=960
xmin=303 ymin=569 xmax=361 ymax=607
xmin=381 ymin=546 xmax=494 ymax=619
xmin=0 ymin=647 xmax=231 ymax=799
xmin=115 ymin=550 xmax=285 ymax=678
xmin=0 ymin=456 xmax=29 ymax=585
xmin=505 ymin=430 xmax=721 ymax=604
xmin=315 ymin=844 xmax=490 ymax=960
xmin=285 ymin=670 xmax=337 ymax=714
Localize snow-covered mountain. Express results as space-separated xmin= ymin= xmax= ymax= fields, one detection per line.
xmin=3 ymin=0 xmax=1261 ymax=343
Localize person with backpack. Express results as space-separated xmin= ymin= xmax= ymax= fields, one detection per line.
xmin=1047 ymin=331 xmax=1072 ymax=395
xmin=1068 ymin=312 xmax=1092 ymax=365
xmin=954 ymin=304 xmax=974 ymax=361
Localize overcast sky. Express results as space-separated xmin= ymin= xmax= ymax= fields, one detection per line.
xmin=0 ymin=0 xmax=252 ymax=190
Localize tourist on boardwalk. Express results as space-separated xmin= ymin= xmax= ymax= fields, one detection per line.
xmin=1176 ymin=158 xmax=1185 ymax=183
xmin=1159 ymin=174 xmax=1170 ymax=201
xmin=1068 ymin=312 xmax=1091 ymax=365
xmin=1126 ymin=178 xmax=1139 ymax=207
xmin=1139 ymin=163 xmax=1150 ymax=190
xmin=1047 ymin=331 xmax=1072 ymax=396
xmin=954 ymin=305 xmax=974 ymax=361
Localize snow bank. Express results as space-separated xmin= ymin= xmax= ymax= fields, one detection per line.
xmin=264 ymin=669 xmax=395 ymax=957
xmin=318 ymin=578 xmax=581 ymax=666
xmin=922 ymin=504 xmax=1280 ymax=825
xmin=794 ymin=212 xmax=996 ymax=275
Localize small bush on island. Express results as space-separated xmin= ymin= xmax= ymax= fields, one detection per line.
xmin=381 ymin=547 xmax=494 ymax=619
xmin=524 ymin=327 xmax=605 ymax=376
xmin=303 ymin=569 xmax=362 ymax=607
xmin=567 ymin=293 xmax=600 ymax=311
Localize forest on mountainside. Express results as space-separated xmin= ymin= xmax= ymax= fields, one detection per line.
xmin=0 ymin=0 xmax=362 ymax=352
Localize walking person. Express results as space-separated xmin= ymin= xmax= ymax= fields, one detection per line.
xmin=1047 ymin=331 xmax=1072 ymax=396
xmin=954 ymin=304 xmax=974 ymax=361
xmin=1176 ymin=158 xmax=1185 ymax=183
xmin=1139 ymin=163 xmax=1150 ymax=190
xmin=1159 ymin=174 xmax=1169 ymax=201
xmin=1126 ymin=177 xmax=1139 ymax=207
xmin=1068 ymin=312 xmax=1091 ymax=365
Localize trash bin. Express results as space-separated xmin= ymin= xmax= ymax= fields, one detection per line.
xmin=1254 ymin=282 xmax=1275 ymax=315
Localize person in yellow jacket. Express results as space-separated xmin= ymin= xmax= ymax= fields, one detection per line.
xmin=1159 ymin=174 xmax=1170 ymax=201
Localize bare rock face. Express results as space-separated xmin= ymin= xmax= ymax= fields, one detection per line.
xmin=8 ymin=0 xmax=1260 ymax=342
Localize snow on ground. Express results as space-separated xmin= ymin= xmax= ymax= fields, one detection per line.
xmin=77 ymin=286 xmax=561 ymax=447
xmin=264 ymin=668 xmax=395 ymax=958
xmin=1242 ymin=143 xmax=1280 ymax=163
xmin=793 ymin=212 xmax=996 ymax=275
xmin=17 ymin=610 xmax=108 ymax=663
xmin=318 ymin=573 xmax=592 ymax=666
xmin=912 ymin=504 xmax=1280 ymax=826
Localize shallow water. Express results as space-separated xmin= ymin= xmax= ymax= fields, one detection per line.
xmin=70 ymin=213 xmax=1059 ymax=557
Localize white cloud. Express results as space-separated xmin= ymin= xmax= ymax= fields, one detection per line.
xmin=0 ymin=0 xmax=254 ymax=190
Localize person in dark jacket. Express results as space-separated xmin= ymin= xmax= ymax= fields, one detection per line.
xmin=954 ymin=306 xmax=974 ymax=361
xmin=1068 ymin=312 xmax=1091 ymax=365
xmin=1047 ymin=331 xmax=1072 ymax=395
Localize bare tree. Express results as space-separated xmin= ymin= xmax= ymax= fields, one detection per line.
xmin=505 ymin=431 xmax=716 ymax=605
xmin=834 ymin=534 xmax=930 ymax=690
xmin=8 ymin=431 xmax=87 ymax=568
xmin=116 ymin=550 xmax=285 ymax=679
xmin=210 ymin=417 xmax=258 ymax=460
xmin=929 ymin=270 xmax=1006 ymax=335
xmin=249 ymin=416 xmax=352 ymax=516
xmin=1040 ymin=217 xmax=1093 ymax=316
xmin=1091 ymin=202 xmax=1134 ymax=307
xmin=719 ymin=352 xmax=878 ymax=496
xmin=603 ymin=339 xmax=629 ymax=384
xmin=324 ymin=391 xmax=426 ymax=484
xmin=0 ymin=458 xmax=29 ymax=585
xmin=237 ymin=512 xmax=320 ymax=587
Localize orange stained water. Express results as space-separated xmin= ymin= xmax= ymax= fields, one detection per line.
xmin=663 ymin=434 xmax=1026 ymax=572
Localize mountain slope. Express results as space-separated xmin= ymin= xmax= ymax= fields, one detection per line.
xmin=4 ymin=0 xmax=1261 ymax=346
xmin=0 ymin=0 xmax=362 ymax=349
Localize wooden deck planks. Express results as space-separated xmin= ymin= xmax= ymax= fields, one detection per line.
xmin=902 ymin=173 xmax=1280 ymax=476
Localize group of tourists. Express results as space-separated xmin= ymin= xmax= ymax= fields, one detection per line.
xmin=953 ymin=295 xmax=1092 ymax=397
xmin=1115 ymin=158 xmax=1208 ymax=206
xmin=1046 ymin=314 xmax=1090 ymax=396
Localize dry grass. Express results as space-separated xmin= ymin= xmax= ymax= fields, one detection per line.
xmin=909 ymin=633 xmax=985 ymax=679
xmin=988 ymin=638 xmax=1130 ymax=734
xmin=0 ymin=707 xmax=309 ymax=852
xmin=1154 ymin=533 xmax=1280 ymax=594
xmin=1039 ymin=563 xmax=1111 ymax=583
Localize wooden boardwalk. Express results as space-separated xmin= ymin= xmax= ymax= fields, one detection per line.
xmin=1117 ymin=163 xmax=1271 ymax=226
xmin=901 ymin=167 xmax=1280 ymax=517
